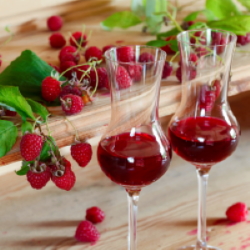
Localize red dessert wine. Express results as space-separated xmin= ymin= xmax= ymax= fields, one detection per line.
xmin=168 ymin=116 xmax=239 ymax=165
xmin=97 ymin=132 xmax=171 ymax=187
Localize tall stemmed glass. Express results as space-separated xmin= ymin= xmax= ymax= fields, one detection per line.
xmin=168 ymin=29 xmax=240 ymax=250
xmin=97 ymin=45 xmax=172 ymax=250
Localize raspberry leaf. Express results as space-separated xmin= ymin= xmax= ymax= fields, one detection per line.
xmin=146 ymin=40 xmax=168 ymax=47
xmin=40 ymin=136 xmax=57 ymax=161
xmin=184 ymin=10 xmax=216 ymax=22
xmin=15 ymin=161 xmax=31 ymax=176
xmin=21 ymin=121 xmax=33 ymax=135
xmin=156 ymin=27 xmax=180 ymax=40
xmin=0 ymin=86 xmax=35 ymax=121
xmin=0 ymin=120 xmax=18 ymax=157
xmin=26 ymin=99 xmax=49 ymax=122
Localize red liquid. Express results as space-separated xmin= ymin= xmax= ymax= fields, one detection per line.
xmin=168 ymin=116 xmax=239 ymax=165
xmin=97 ymin=132 xmax=171 ymax=187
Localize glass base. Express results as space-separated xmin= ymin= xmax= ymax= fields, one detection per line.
xmin=178 ymin=245 xmax=221 ymax=250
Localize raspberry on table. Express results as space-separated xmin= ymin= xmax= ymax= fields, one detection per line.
xmin=71 ymin=142 xmax=92 ymax=167
xmin=60 ymin=85 xmax=82 ymax=97
xmin=139 ymin=52 xmax=155 ymax=63
xmin=70 ymin=31 xmax=87 ymax=48
xmin=41 ymin=76 xmax=61 ymax=102
xmin=49 ymin=32 xmax=66 ymax=49
xmin=4 ymin=110 xmax=17 ymax=116
xmin=89 ymin=67 xmax=109 ymax=89
xmin=102 ymin=45 xmax=115 ymax=55
xmin=61 ymin=94 xmax=84 ymax=115
xmin=162 ymin=61 xmax=173 ymax=79
xmin=27 ymin=163 xmax=51 ymax=190
xmin=161 ymin=36 xmax=176 ymax=55
xmin=76 ymin=65 xmax=91 ymax=81
xmin=226 ymin=202 xmax=248 ymax=222
xmin=75 ymin=220 xmax=100 ymax=243
xmin=127 ymin=64 xmax=142 ymax=82
xmin=20 ymin=133 xmax=44 ymax=161
xmin=85 ymin=46 xmax=103 ymax=62
xmin=59 ymin=46 xmax=80 ymax=64
xmin=60 ymin=60 xmax=77 ymax=79
xmin=116 ymin=66 xmax=132 ymax=89
xmin=47 ymin=15 xmax=63 ymax=31
xmin=117 ymin=46 xmax=135 ymax=62
xmin=86 ymin=206 xmax=105 ymax=224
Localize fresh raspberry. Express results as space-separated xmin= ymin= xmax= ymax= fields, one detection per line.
xmin=60 ymin=85 xmax=82 ymax=97
xmin=75 ymin=220 xmax=100 ymax=243
xmin=139 ymin=52 xmax=155 ymax=63
xmin=189 ymin=53 xmax=198 ymax=63
xmin=226 ymin=202 xmax=248 ymax=222
xmin=47 ymin=15 xmax=63 ymax=31
xmin=59 ymin=46 xmax=80 ymax=64
xmin=89 ymin=67 xmax=109 ymax=89
xmin=49 ymin=32 xmax=66 ymax=49
xmin=69 ymin=31 xmax=87 ymax=48
xmin=61 ymin=94 xmax=84 ymax=115
xmin=127 ymin=64 xmax=142 ymax=82
xmin=237 ymin=35 xmax=247 ymax=46
xmin=51 ymin=162 xmax=76 ymax=191
xmin=116 ymin=66 xmax=132 ymax=89
xmin=27 ymin=163 xmax=51 ymax=190
xmin=181 ymin=21 xmax=195 ymax=30
xmin=246 ymin=33 xmax=250 ymax=43
xmin=215 ymin=37 xmax=227 ymax=54
xmin=76 ymin=65 xmax=91 ymax=82
xmin=102 ymin=45 xmax=114 ymax=55
xmin=195 ymin=47 xmax=209 ymax=57
xmin=71 ymin=142 xmax=92 ymax=167
xmin=161 ymin=36 xmax=176 ymax=55
xmin=85 ymin=46 xmax=103 ymax=62
xmin=176 ymin=66 xmax=182 ymax=82
xmin=86 ymin=206 xmax=105 ymax=224
xmin=176 ymin=65 xmax=196 ymax=83
xmin=5 ymin=110 xmax=17 ymax=116
xmin=117 ymin=46 xmax=135 ymax=62
xmin=60 ymin=61 xmax=76 ymax=79
xmin=41 ymin=76 xmax=61 ymax=102
xmin=20 ymin=133 xmax=43 ymax=161
xmin=162 ymin=62 xmax=173 ymax=79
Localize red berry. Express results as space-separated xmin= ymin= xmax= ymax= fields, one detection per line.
xmin=176 ymin=67 xmax=182 ymax=83
xmin=189 ymin=53 xmax=198 ymax=63
xmin=41 ymin=76 xmax=61 ymax=102
xmin=226 ymin=202 xmax=248 ymax=222
xmin=117 ymin=46 xmax=135 ymax=62
xmin=127 ymin=64 xmax=142 ymax=82
xmin=187 ymin=21 xmax=195 ymax=27
xmin=161 ymin=36 xmax=176 ymax=55
xmin=237 ymin=35 xmax=247 ymax=46
xmin=69 ymin=31 xmax=87 ymax=48
xmin=47 ymin=15 xmax=63 ymax=31
xmin=60 ymin=85 xmax=82 ymax=97
xmin=5 ymin=110 xmax=17 ymax=116
xmin=139 ymin=52 xmax=155 ymax=63
xmin=76 ymin=65 xmax=91 ymax=82
xmin=102 ymin=45 xmax=114 ymax=55
xmin=195 ymin=47 xmax=209 ymax=57
xmin=49 ymin=32 xmax=66 ymax=49
xmin=20 ymin=133 xmax=43 ymax=161
xmin=116 ymin=66 xmax=132 ymax=89
xmin=85 ymin=46 xmax=102 ymax=62
xmin=27 ymin=163 xmax=51 ymax=190
xmin=71 ymin=142 xmax=92 ymax=167
xmin=59 ymin=46 xmax=80 ymax=64
xmin=89 ymin=67 xmax=109 ymax=89
xmin=75 ymin=221 xmax=100 ymax=243
xmin=162 ymin=62 xmax=173 ymax=79
xmin=199 ymin=84 xmax=216 ymax=112
xmin=86 ymin=206 xmax=105 ymax=224
xmin=51 ymin=162 xmax=76 ymax=191
xmin=60 ymin=61 xmax=76 ymax=79
xmin=246 ymin=33 xmax=250 ymax=43
xmin=61 ymin=94 xmax=84 ymax=115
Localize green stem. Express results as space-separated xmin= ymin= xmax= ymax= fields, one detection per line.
xmin=64 ymin=116 xmax=80 ymax=142
xmin=170 ymin=51 xmax=180 ymax=63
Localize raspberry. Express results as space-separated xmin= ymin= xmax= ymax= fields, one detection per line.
xmin=71 ymin=142 xmax=92 ymax=167
xmin=176 ymin=65 xmax=196 ymax=83
xmin=61 ymin=94 xmax=84 ymax=115
xmin=139 ymin=52 xmax=155 ymax=63
xmin=20 ymin=133 xmax=43 ymax=161
xmin=60 ymin=85 xmax=82 ymax=97
xmin=27 ymin=163 xmax=51 ymax=190
xmin=199 ymin=84 xmax=216 ymax=112
xmin=85 ymin=46 xmax=103 ymax=62
xmin=176 ymin=66 xmax=182 ymax=82
xmin=76 ymin=65 xmax=91 ymax=82
xmin=51 ymin=162 xmax=76 ymax=191
xmin=195 ymin=47 xmax=209 ymax=57
xmin=41 ymin=76 xmax=61 ymax=102
xmin=69 ymin=31 xmax=87 ymax=48
xmin=86 ymin=206 xmax=105 ymax=224
xmin=117 ymin=46 xmax=135 ymax=62
xmin=189 ymin=53 xmax=198 ymax=63
xmin=47 ymin=15 xmax=63 ymax=31
xmin=102 ymin=45 xmax=114 ymax=55
xmin=89 ymin=67 xmax=109 ymax=89
xmin=59 ymin=46 xmax=80 ymax=64
xmin=161 ymin=36 xmax=176 ymax=55
xmin=49 ymin=32 xmax=66 ymax=49
xmin=127 ymin=64 xmax=142 ymax=82
xmin=162 ymin=62 xmax=173 ymax=79
xmin=226 ymin=202 xmax=248 ymax=222
xmin=60 ymin=61 xmax=76 ymax=79
xmin=116 ymin=66 xmax=132 ymax=89
xmin=5 ymin=110 xmax=17 ymax=116
xmin=75 ymin=221 xmax=100 ymax=243
xmin=237 ymin=35 xmax=247 ymax=46
xmin=246 ymin=33 xmax=250 ymax=43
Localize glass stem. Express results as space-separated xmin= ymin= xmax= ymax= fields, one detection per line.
xmin=126 ymin=189 xmax=140 ymax=250
xmin=196 ymin=168 xmax=209 ymax=249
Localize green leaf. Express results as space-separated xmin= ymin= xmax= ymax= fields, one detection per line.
xmin=157 ymin=27 xmax=180 ymax=40
xmin=146 ymin=39 xmax=168 ymax=47
xmin=206 ymin=0 xmax=242 ymax=19
xmin=40 ymin=136 xmax=56 ymax=161
xmin=101 ymin=11 xmax=142 ymax=30
xmin=168 ymin=40 xmax=179 ymax=52
xmin=0 ymin=50 xmax=64 ymax=105
xmin=131 ymin=0 xmax=146 ymax=17
xmin=21 ymin=121 xmax=33 ymax=134
xmin=26 ymin=99 xmax=49 ymax=122
xmin=188 ymin=22 xmax=208 ymax=30
xmin=237 ymin=0 xmax=250 ymax=10
xmin=0 ymin=120 xmax=18 ymax=157
xmin=208 ymin=15 xmax=250 ymax=35
xmin=0 ymin=86 xmax=35 ymax=121
xmin=184 ymin=9 xmax=217 ymax=22
xmin=15 ymin=161 xmax=31 ymax=176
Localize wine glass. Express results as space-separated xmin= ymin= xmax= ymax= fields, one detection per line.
xmin=168 ymin=29 xmax=240 ymax=250
xmin=97 ymin=45 xmax=172 ymax=250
